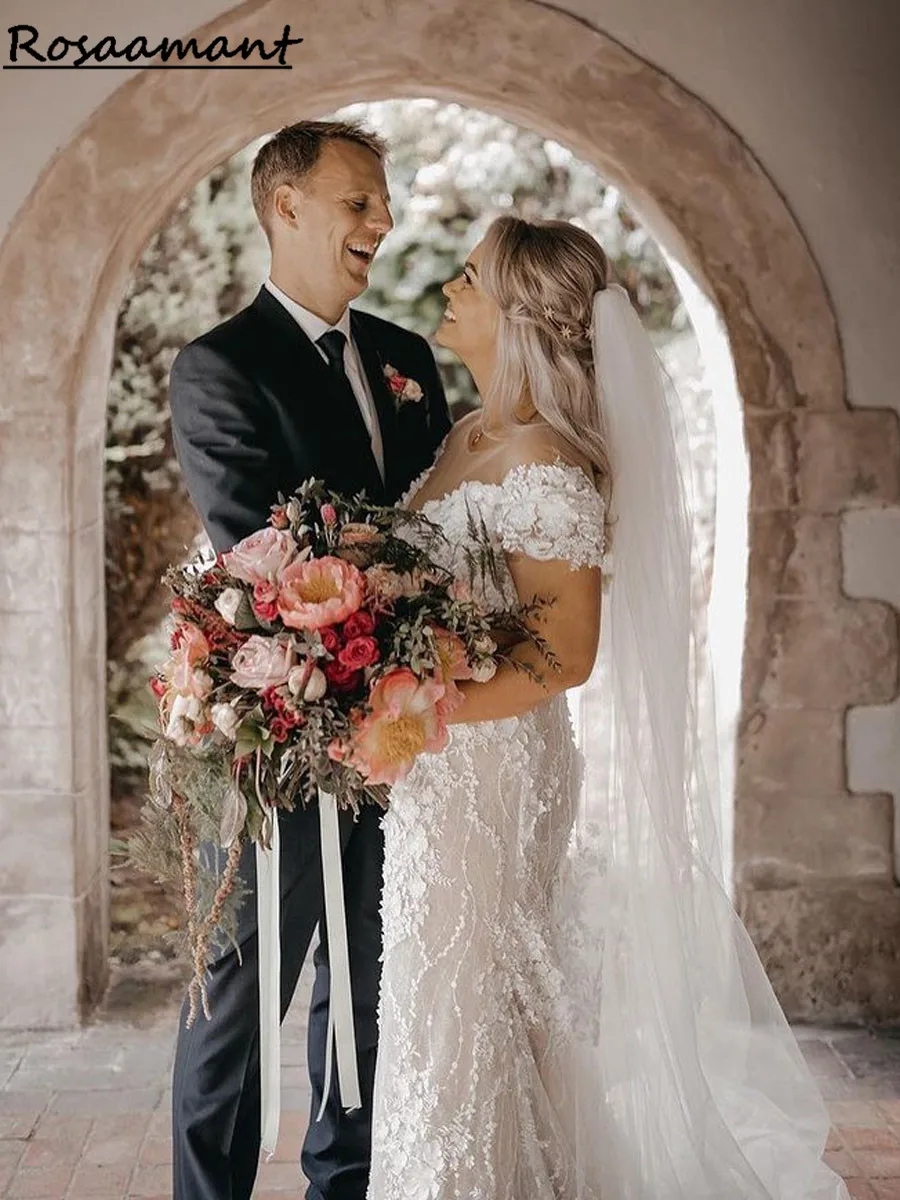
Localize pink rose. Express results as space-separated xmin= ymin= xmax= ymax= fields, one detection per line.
xmin=320 ymin=504 xmax=337 ymax=526
xmin=343 ymin=610 xmax=376 ymax=639
xmin=253 ymin=580 xmax=280 ymax=622
xmin=277 ymin=556 xmax=365 ymax=631
xmin=338 ymin=636 xmax=380 ymax=670
xmin=230 ymin=635 xmax=295 ymax=690
xmin=223 ymin=527 xmax=297 ymax=586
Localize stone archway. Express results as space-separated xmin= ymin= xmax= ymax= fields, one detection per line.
xmin=0 ymin=0 xmax=896 ymax=1027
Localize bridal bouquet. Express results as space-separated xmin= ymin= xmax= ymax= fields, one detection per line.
xmin=127 ymin=479 xmax=546 ymax=1017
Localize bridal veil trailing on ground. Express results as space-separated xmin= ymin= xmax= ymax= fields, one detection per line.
xmin=557 ymin=285 xmax=849 ymax=1198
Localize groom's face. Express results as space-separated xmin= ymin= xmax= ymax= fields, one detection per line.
xmin=274 ymin=139 xmax=393 ymax=318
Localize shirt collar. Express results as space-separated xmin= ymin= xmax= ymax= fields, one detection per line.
xmin=264 ymin=278 xmax=352 ymax=345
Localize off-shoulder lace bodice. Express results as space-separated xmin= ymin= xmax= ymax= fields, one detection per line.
xmin=400 ymin=455 xmax=609 ymax=613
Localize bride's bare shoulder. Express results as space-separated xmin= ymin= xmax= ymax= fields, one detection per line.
xmin=497 ymin=420 xmax=594 ymax=480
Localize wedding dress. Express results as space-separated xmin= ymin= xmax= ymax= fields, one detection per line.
xmin=366 ymin=449 xmax=847 ymax=1199
xmin=364 ymin=280 xmax=847 ymax=1200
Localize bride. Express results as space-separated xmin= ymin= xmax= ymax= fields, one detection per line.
xmin=367 ymin=216 xmax=848 ymax=1199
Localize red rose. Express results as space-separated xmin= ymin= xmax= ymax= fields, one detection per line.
xmin=149 ymin=676 xmax=167 ymax=698
xmin=320 ymin=628 xmax=341 ymax=654
xmin=343 ymin=610 xmax=376 ymax=639
xmin=269 ymin=717 xmax=290 ymax=743
xmin=324 ymin=658 xmax=363 ymax=693
xmin=338 ymin=636 xmax=380 ymax=670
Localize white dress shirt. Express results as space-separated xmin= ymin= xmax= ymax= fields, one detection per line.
xmin=263 ymin=278 xmax=385 ymax=479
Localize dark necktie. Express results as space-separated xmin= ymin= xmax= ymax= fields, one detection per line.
xmin=316 ymin=330 xmax=382 ymax=489
xmin=317 ymin=329 xmax=349 ymax=377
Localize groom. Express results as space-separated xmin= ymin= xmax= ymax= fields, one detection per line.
xmin=167 ymin=119 xmax=451 ymax=1200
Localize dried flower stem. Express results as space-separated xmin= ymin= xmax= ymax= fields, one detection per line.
xmin=190 ymin=836 xmax=244 ymax=1020
xmin=172 ymin=790 xmax=203 ymax=1026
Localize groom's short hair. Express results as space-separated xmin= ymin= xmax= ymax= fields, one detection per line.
xmin=251 ymin=119 xmax=388 ymax=236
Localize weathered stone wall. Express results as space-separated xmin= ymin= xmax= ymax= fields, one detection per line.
xmin=0 ymin=0 xmax=895 ymax=1025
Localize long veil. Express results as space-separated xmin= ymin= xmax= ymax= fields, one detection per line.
xmin=555 ymin=285 xmax=848 ymax=1198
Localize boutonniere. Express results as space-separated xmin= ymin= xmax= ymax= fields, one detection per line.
xmin=383 ymin=364 xmax=424 ymax=406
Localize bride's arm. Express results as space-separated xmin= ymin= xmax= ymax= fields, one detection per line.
xmin=446 ymin=552 xmax=601 ymax=725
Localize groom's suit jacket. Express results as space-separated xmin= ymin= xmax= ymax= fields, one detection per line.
xmin=169 ymin=285 xmax=452 ymax=553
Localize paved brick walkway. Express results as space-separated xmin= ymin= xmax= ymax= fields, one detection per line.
xmin=1 ymin=960 xmax=899 ymax=1198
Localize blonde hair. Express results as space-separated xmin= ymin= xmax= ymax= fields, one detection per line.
xmin=479 ymin=216 xmax=612 ymax=501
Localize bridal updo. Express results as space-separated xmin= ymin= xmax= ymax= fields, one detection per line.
xmin=479 ymin=216 xmax=612 ymax=489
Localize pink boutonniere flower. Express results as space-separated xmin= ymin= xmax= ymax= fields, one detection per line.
xmin=383 ymin=363 xmax=424 ymax=406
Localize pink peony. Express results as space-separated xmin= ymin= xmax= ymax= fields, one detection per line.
xmin=348 ymin=668 xmax=449 ymax=785
xmin=338 ymin=636 xmax=380 ymax=670
xmin=230 ymin=635 xmax=295 ymax=690
xmin=277 ymin=556 xmax=365 ymax=631
xmin=436 ymin=679 xmax=465 ymax=720
xmin=223 ymin=527 xmax=298 ymax=586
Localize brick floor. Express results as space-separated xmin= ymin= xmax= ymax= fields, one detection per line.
xmin=1 ymin=960 xmax=898 ymax=1198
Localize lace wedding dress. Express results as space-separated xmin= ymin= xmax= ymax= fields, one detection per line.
xmin=367 ymin=453 xmax=846 ymax=1200
xmin=368 ymin=458 xmax=604 ymax=1200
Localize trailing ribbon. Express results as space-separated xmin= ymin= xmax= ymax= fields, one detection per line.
xmin=316 ymin=789 xmax=362 ymax=1120
xmin=256 ymin=790 xmax=361 ymax=1160
xmin=256 ymin=806 xmax=281 ymax=1159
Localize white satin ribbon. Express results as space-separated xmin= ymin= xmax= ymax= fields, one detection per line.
xmin=316 ymin=789 xmax=362 ymax=1120
xmin=255 ymin=790 xmax=361 ymax=1160
xmin=256 ymin=806 xmax=281 ymax=1159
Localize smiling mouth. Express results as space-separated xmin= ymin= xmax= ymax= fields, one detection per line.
xmin=443 ymin=305 xmax=457 ymax=323
xmin=347 ymin=243 xmax=376 ymax=265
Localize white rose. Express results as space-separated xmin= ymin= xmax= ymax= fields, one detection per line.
xmin=214 ymin=587 xmax=244 ymax=626
xmin=471 ymin=658 xmax=497 ymax=683
xmin=473 ymin=634 xmax=497 ymax=656
xmin=166 ymin=693 xmax=205 ymax=743
xmin=211 ymin=702 xmax=240 ymax=740
xmin=302 ymin=666 xmax=328 ymax=702
xmin=287 ymin=664 xmax=328 ymax=701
